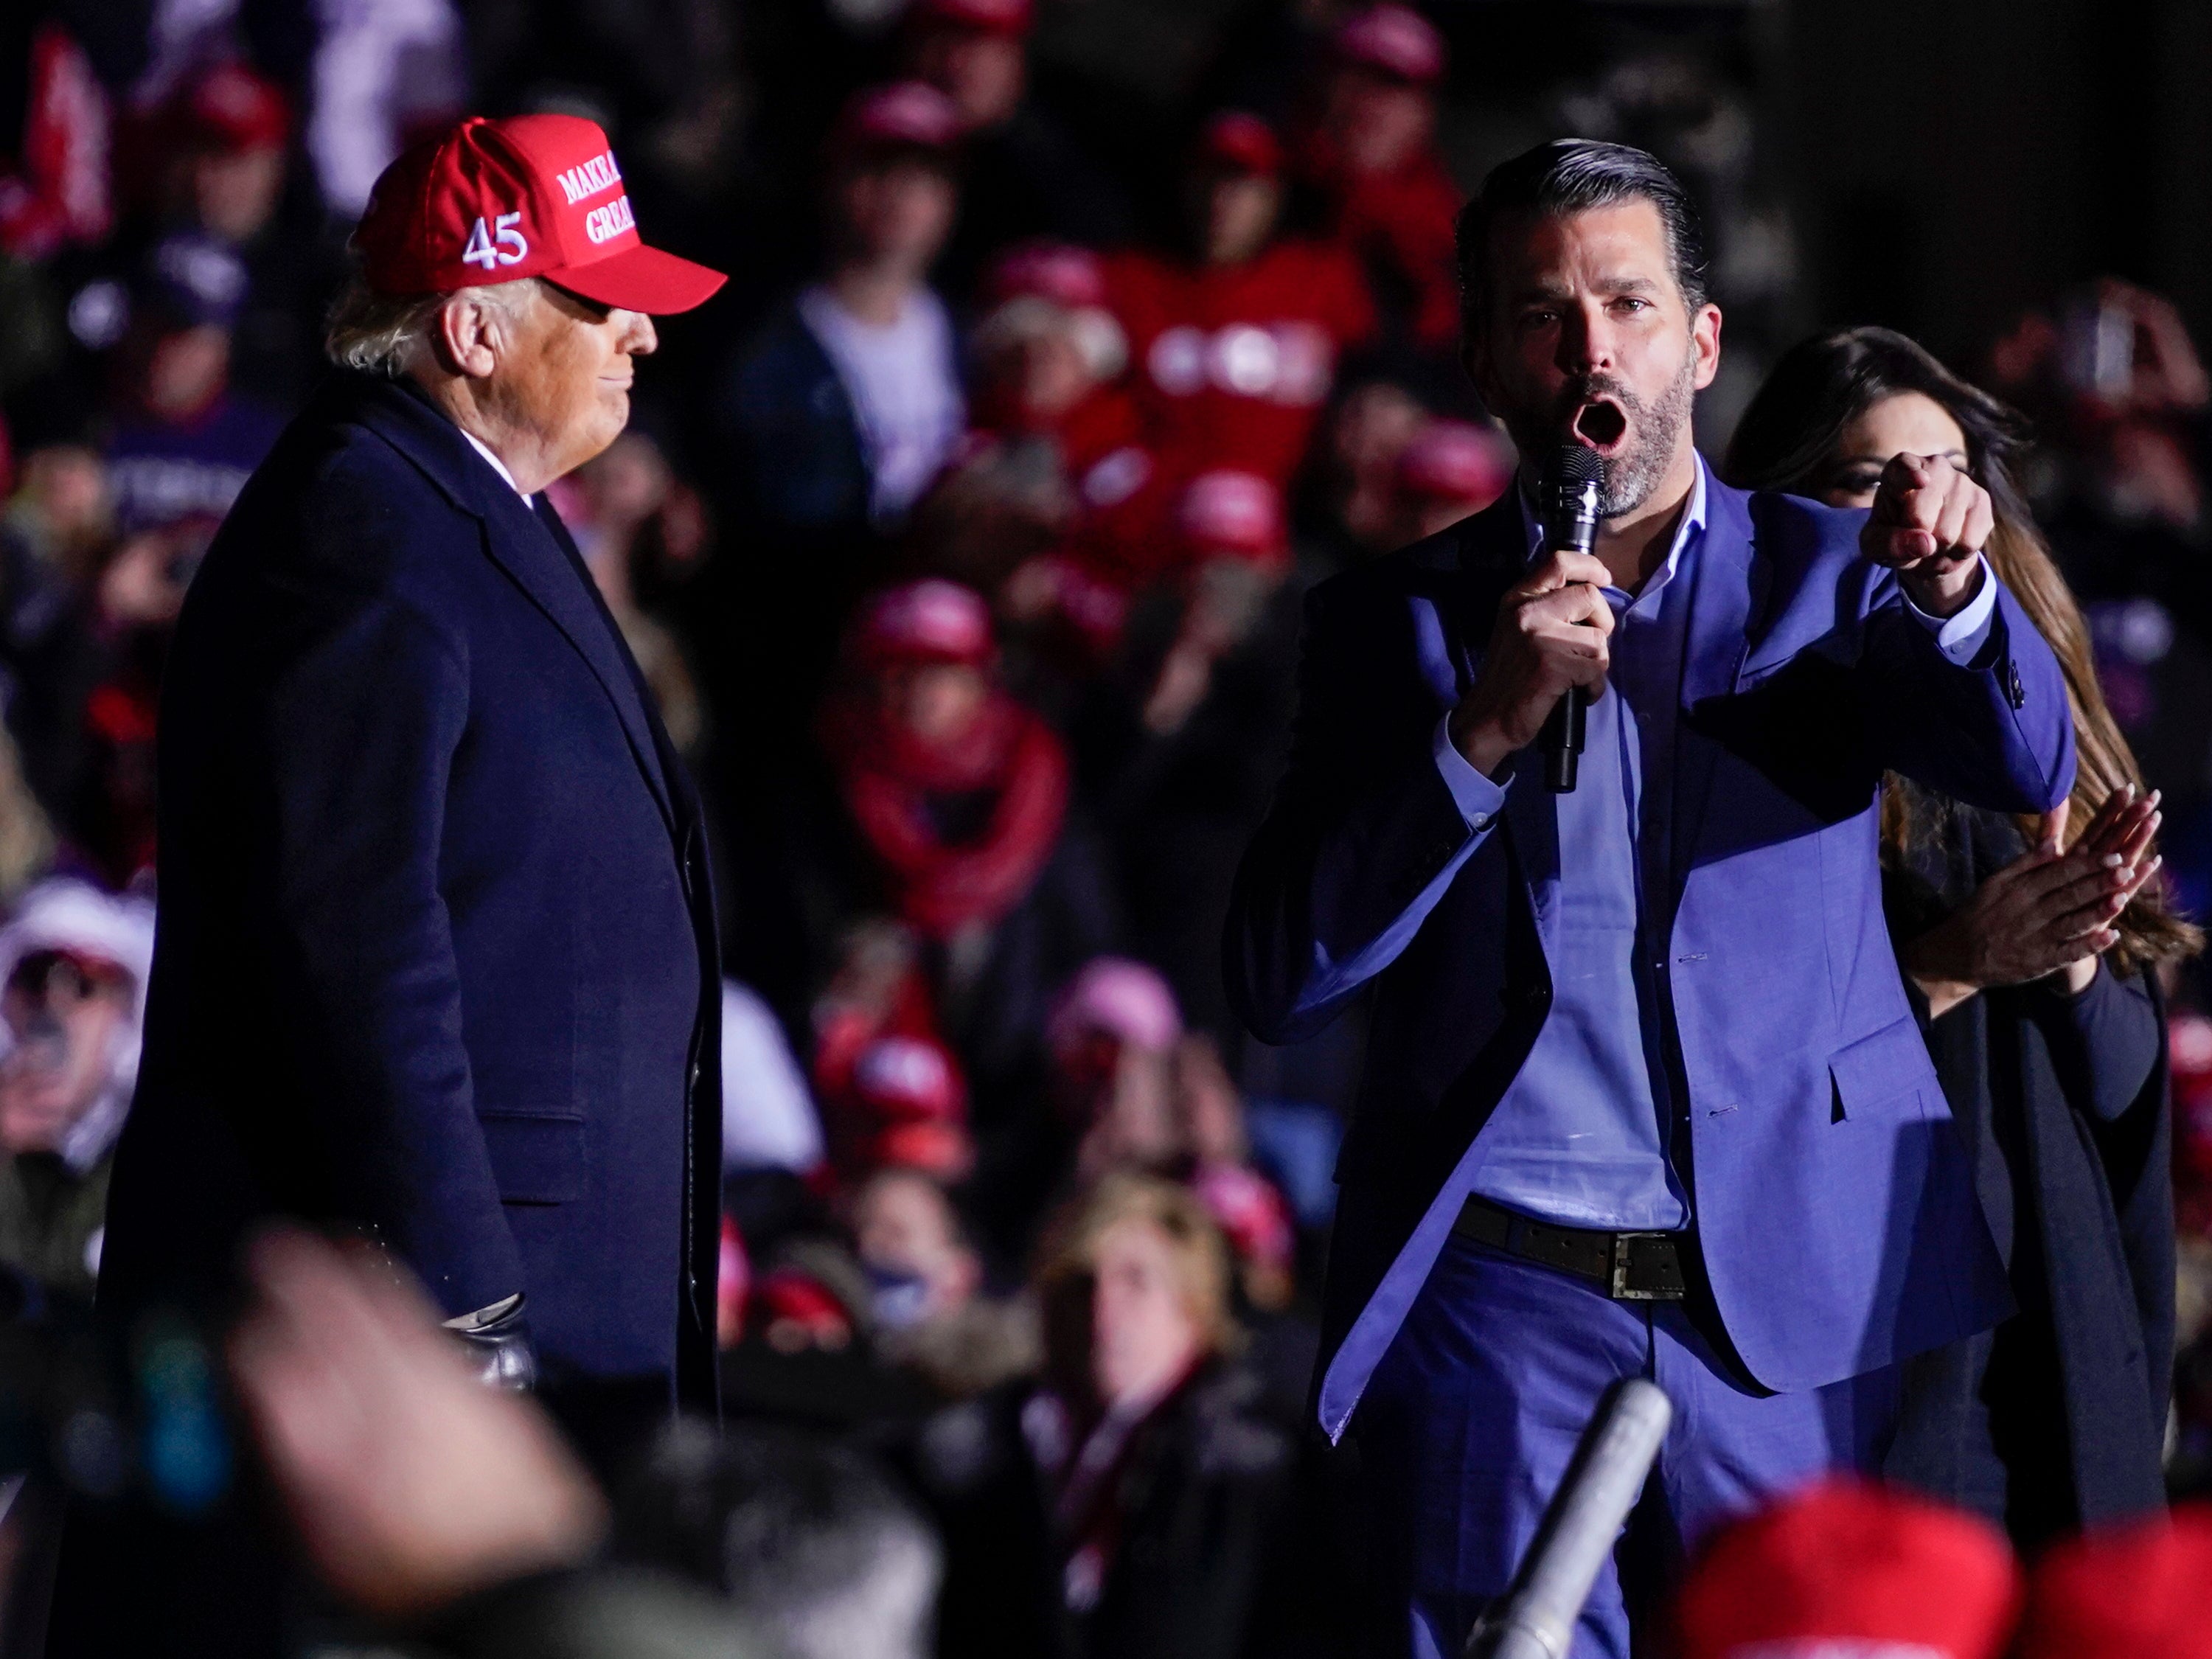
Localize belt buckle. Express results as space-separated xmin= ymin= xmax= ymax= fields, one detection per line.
xmin=1610 ymin=1232 xmax=1673 ymax=1301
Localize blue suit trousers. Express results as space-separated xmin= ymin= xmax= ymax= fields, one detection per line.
xmin=1354 ymin=1233 xmax=1902 ymax=1659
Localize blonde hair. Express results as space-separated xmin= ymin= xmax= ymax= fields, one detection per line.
xmin=323 ymin=274 xmax=538 ymax=378
xmin=1032 ymin=1173 xmax=1238 ymax=1368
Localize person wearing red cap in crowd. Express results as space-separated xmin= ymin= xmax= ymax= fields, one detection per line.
xmin=1105 ymin=111 xmax=1377 ymax=494
xmin=812 ymin=580 xmax=1116 ymax=1242
xmin=2015 ymin=1504 xmax=2212 ymax=1659
xmin=1072 ymin=470 xmax=1308 ymax=1054
xmin=967 ymin=240 xmax=1179 ymax=658
xmin=1293 ymin=4 xmax=1465 ymax=352
xmin=1672 ymin=1479 xmax=2023 ymax=1659
xmin=821 ymin=578 xmax=1074 ymax=943
xmin=55 ymin=114 xmax=728 ymax=1657
xmin=721 ymin=84 xmax=967 ymax=737
xmin=901 ymin=0 xmax=1131 ymax=296
xmin=1389 ymin=417 xmax=1517 ymax=544
xmin=815 ymin=1027 xmax=977 ymax=1186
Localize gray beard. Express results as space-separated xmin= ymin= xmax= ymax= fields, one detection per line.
xmin=1594 ymin=355 xmax=1700 ymax=518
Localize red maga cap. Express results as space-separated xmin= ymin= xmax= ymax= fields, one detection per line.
xmin=1397 ymin=420 xmax=1515 ymax=505
xmin=181 ymin=63 xmax=291 ymax=152
xmin=352 ymin=114 xmax=726 ymax=313
xmin=1178 ymin=469 xmax=1288 ymax=563
xmin=1332 ymin=4 xmax=1447 ymax=84
xmin=855 ymin=580 xmax=995 ymax=667
xmin=2017 ymin=1506 xmax=2212 ymax=1659
xmin=910 ymin=0 xmax=1034 ymax=35
xmin=985 ymin=240 xmax=1109 ymax=310
xmin=1196 ymin=111 xmax=1283 ymax=177
xmin=832 ymin=81 xmax=964 ymax=159
xmin=1672 ymin=1479 xmax=2021 ymax=1659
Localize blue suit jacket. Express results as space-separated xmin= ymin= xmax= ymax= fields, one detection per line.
xmin=99 ymin=373 xmax=723 ymax=1408
xmin=1225 ymin=481 xmax=2076 ymax=1439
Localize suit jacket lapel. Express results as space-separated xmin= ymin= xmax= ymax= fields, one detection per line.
xmin=1435 ymin=501 xmax=1562 ymax=948
xmin=513 ymin=492 xmax=678 ymax=834
xmin=343 ymin=377 xmax=680 ymax=837
xmin=1668 ymin=479 xmax=1758 ymax=909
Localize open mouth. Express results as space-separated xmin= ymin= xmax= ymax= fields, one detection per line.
xmin=1573 ymin=398 xmax=1629 ymax=453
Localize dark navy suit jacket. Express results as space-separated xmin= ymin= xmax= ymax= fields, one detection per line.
xmin=99 ymin=372 xmax=723 ymax=1408
xmin=1226 ymin=481 xmax=2076 ymax=1439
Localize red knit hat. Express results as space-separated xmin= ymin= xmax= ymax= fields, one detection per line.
xmin=352 ymin=114 xmax=726 ymax=313
xmin=2016 ymin=1506 xmax=2212 ymax=1659
xmin=1672 ymin=1480 xmax=2021 ymax=1659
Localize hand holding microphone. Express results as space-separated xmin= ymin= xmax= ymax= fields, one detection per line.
xmin=1449 ymin=446 xmax=1612 ymax=785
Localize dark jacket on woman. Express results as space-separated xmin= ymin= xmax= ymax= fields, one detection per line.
xmin=1880 ymin=782 xmax=2174 ymax=1547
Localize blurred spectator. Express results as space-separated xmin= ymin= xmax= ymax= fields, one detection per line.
xmin=0 ymin=20 xmax=111 ymax=262
xmin=959 ymin=240 xmax=1173 ymax=659
xmin=1105 ymin=111 xmax=1375 ymax=493
xmin=1316 ymin=375 xmax=1428 ymax=558
xmin=1074 ymin=473 xmax=1304 ymax=1046
xmin=817 ymin=1029 xmax=975 ymax=1185
xmin=851 ymin=1166 xmax=1038 ymax=1397
xmin=0 ymin=877 xmax=151 ymax=1299
xmin=0 ymin=445 xmax=103 ymax=827
xmin=304 ymin=0 xmax=468 ymax=219
xmin=815 ymin=580 xmax=1116 ymax=1158
xmin=728 ymin=83 xmax=965 ymax=539
xmin=167 ymin=61 xmax=344 ymax=408
xmin=2014 ymin=1503 xmax=2212 ymax=1659
xmin=720 ymin=977 xmax=824 ymax=1178
xmin=917 ymin=1174 xmax=1290 ymax=1659
xmin=102 ymin=232 xmax=282 ymax=543
xmin=1050 ymin=959 xmax=1295 ymax=1310
xmin=1670 ymin=1478 xmax=2022 ymax=1659
xmin=620 ymin=1419 xmax=943 ymax=1659
xmin=1291 ymin=5 xmax=1461 ymax=352
xmin=722 ymin=82 xmax=968 ymax=737
xmin=901 ymin=0 xmax=1131 ymax=297
xmin=1388 ymin=417 xmax=1515 ymax=543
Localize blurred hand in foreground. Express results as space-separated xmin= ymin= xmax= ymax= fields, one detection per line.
xmin=229 ymin=1228 xmax=608 ymax=1622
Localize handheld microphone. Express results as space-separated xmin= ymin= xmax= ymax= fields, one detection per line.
xmin=1539 ymin=446 xmax=1605 ymax=793
xmin=1463 ymin=1379 xmax=1674 ymax=1659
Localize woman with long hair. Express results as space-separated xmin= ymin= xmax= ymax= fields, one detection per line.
xmin=1725 ymin=326 xmax=2199 ymax=1548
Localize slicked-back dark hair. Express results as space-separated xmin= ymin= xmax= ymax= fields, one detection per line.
xmin=1455 ymin=139 xmax=1710 ymax=337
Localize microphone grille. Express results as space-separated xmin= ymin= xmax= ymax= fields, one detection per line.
xmin=1549 ymin=444 xmax=1605 ymax=490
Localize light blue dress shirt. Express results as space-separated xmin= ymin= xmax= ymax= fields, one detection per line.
xmin=1412 ymin=457 xmax=1999 ymax=1231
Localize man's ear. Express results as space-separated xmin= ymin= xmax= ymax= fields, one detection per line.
xmin=431 ymin=293 xmax=502 ymax=380
xmin=1691 ymin=302 xmax=1723 ymax=392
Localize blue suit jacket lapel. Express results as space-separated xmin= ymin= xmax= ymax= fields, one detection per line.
xmin=349 ymin=376 xmax=679 ymax=835
xmin=1669 ymin=479 xmax=1759 ymax=909
xmin=1429 ymin=501 xmax=1562 ymax=947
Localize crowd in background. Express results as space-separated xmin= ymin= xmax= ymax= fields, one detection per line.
xmin=4 ymin=1 xmax=2212 ymax=1654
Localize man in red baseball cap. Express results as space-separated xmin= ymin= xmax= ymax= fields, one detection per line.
xmin=57 ymin=115 xmax=730 ymax=1656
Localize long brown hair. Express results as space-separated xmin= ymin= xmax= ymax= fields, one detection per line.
xmin=1724 ymin=326 xmax=2201 ymax=973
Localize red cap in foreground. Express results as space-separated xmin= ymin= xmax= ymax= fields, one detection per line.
xmin=353 ymin=114 xmax=726 ymax=313
xmin=1672 ymin=1479 xmax=2020 ymax=1659
xmin=2016 ymin=1505 xmax=2212 ymax=1659
xmin=1196 ymin=111 xmax=1284 ymax=178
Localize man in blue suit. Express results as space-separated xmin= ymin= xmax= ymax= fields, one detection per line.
xmin=1225 ymin=142 xmax=2079 ymax=1658
xmin=54 ymin=114 xmax=728 ymax=1655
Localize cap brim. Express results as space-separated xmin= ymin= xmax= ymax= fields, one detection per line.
xmin=552 ymin=243 xmax=727 ymax=316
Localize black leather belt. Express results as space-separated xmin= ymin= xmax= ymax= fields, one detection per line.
xmin=1453 ymin=1194 xmax=1688 ymax=1301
